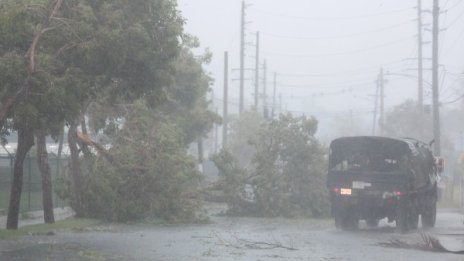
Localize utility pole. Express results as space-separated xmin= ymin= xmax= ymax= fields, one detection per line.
xmin=272 ymin=72 xmax=277 ymax=118
xmin=239 ymin=0 xmax=246 ymax=114
xmin=197 ymin=137 xmax=203 ymax=173
xmin=372 ymin=78 xmax=380 ymax=135
xmin=214 ymin=108 xmax=218 ymax=153
xmin=350 ymin=110 xmax=354 ymax=135
xmin=379 ymin=68 xmax=385 ymax=136
xmin=254 ymin=32 xmax=260 ymax=110
xmin=417 ymin=0 xmax=424 ymax=111
xmin=263 ymin=60 xmax=268 ymax=118
xmin=223 ymin=52 xmax=229 ymax=148
xmin=432 ymin=0 xmax=441 ymax=155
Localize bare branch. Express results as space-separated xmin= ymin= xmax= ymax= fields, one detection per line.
xmin=49 ymin=0 xmax=63 ymax=20
xmin=24 ymin=0 xmax=64 ymax=72
xmin=25 ymin=26 xmax=56 ymax=72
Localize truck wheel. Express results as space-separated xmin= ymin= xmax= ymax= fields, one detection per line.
xmin=334 ymin=208 xmax=358 ymax=230
xmin=409 ymin=212 xmax=419 ymax=229
xmin=422 ymin=201 xmax=436 ymax=228
xmin=334 ymin=213 xmax=343 ymax=229
xmin=345 ymin=209 xmax=359 ymax=230
xmin=396 ymin=200 xmax=409 ymax=233
xmin=333 ymin=205 xmax=346 ymax=229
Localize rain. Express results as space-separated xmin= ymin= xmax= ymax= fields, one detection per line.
xmin=1 ymin=0 xmax=464 ymax=260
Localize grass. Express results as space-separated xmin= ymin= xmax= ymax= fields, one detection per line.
xmin=0 ymin=217 xmax=101 ymax=240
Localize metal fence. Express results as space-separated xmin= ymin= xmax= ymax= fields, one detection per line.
xmin=0 ymin=155 xmax=69 ymax=213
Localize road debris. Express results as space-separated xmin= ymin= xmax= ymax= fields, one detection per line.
xmin=377 ymin=233 xmax=464 ymax=254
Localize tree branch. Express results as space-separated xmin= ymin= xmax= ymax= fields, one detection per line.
xmin=24 ymin=0 xmax=63 ymax=72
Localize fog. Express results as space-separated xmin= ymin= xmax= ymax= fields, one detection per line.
xmin=2 ymin=1 xmax=464 ymax=260
xmin=178 ymin=0 xmax=464 ymax=143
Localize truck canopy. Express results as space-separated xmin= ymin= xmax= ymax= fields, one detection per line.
xmin=330 ymin=136 xmax=420 ymax=173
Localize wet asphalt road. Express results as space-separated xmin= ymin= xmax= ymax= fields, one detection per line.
xmin=1 ymin=208 xmax=464 ymax=261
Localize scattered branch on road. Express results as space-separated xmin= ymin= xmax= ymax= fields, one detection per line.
xmin=238 ymin=238 xmax=298 ymax=251
xmin=420 ymin=234 xmax=448 ymax=252
xmin=377 ymin=233 xmax=464 ymax=254
xmin=212 ymin=231 xmax=298 ymax=251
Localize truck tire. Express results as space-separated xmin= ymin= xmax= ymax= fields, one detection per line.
xmin=409 ymin=212 xmax=419 ymax=229
xmin=334 ymin=212 xmax=343 ymax=229
xmin=396 ymin=199 xmax=409 ymax=233
xmin=334 ymin=208 xmax=358 ymax=230
xmin=422 ymin=201 xmax=436 ymax=228
xmin=422 ymin=187 xmax=437 ymax=228
xmin=345 ymin=212 xmax=359 ymax=230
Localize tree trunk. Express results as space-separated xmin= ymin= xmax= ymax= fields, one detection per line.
xmin=36 ymin=129 xmax=55 ymax=224
xmin=79 ymin=115 xmax=92 ymax=159
xmin=197 ymin=137 xmax=204 ymax=173
xmin=68 ymin=120 xmax=84 ymax=216
xmin=57 ymin=124 xmax=64 ymax=158
xmin=6 ymin=126 xmax=34 ymax=229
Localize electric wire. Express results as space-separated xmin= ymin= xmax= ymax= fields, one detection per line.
xmin=446 ymin=4 xmax=464 ymax=29
xmin=277 ymin=60 xmax=410 ymax=78
xmin=441 ymin=3 xmax=464 ymax=57
xmin=259 ymin=20 xmax=413 ymax=41
xmin=446 ymin=0 xmax=464 ymax=9
xmin=252 ymin=6 xmax=413 ymax=21
xmin=263 ymin=37 xmax=413 ymax=58
xmin=440 ymin=92 xmax=464 ymax=105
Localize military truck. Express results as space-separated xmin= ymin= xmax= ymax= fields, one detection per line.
xmin=327 ymin=136 xmax=443 ymax=232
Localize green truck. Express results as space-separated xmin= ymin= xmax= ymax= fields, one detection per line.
xmin=327 ymin=136 xmax=443 ymax=232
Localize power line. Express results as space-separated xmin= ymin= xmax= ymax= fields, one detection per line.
xmin=263 ymin=37 xmax=413 ymax=58
xmin=444 ymin=0 xmax=464 ymax=10
xmin=260 ymin=20 xmax=413 ymax=41
xmin=280 ymin=80 xmax=375 ymax=89
xmin=439 ymin=72 xmax=463 ymax=97
xmin=440 ymin=1 xmax=464 ymax=57
xmin=276 ymin=60 xmax=413 ymax=78
xmin=440 ymin=92 xmax=464 ymax=105
xmin=442 ymin=26 xmax=464 ymax=58
xmin=445 ymin=4 xmax=464 ymax=28
xmin=285 ymin=63 xmax=411 ymax=77
xmin=252 ymin=7 xmax=413 ymax=21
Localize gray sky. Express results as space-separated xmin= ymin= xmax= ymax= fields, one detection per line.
xmin=178 ymin=0 xmax=464 ymax=140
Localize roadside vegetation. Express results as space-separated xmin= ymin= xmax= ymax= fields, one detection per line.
xmin=213 ymin=112 xmax=330 ymax=218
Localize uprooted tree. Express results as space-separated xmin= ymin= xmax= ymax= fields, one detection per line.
xmin=213 ymin=113 xmax=330 ymax=217
xmin=55 ymin=40 xmax=217 ymax=222
xmin=56 ymin=101 xmax=203 ymax=222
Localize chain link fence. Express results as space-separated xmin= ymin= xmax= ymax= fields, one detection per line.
xmin=0 ymin=155 xmax=68 ymax=213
